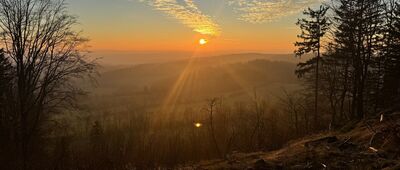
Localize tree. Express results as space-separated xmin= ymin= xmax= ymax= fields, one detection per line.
xmin=0 ymin=49 xmax=14 ymax=168
xmin=319 ymin=44 xmax=350 ymax=126
xmin=0 ymin=0 xmax=95 ymax=169
xmin=249 ymin=92 xmax=267 ymax=150
xmin=0 ymin=49 xmax=12 ymax=112
xmin=204 ymin=98 xmax=222 ymax=158
xmin=295 ymin=5 xmax=330 ymax=128
xmin=0 ymin=49 xmax=11 ymax=90
xmin=382 ymin=0 xmax=400 ymax=107
xmin=331 ymin=0 xmax=385 ymax=119
xmin=279 ymin=90 xmax=301 ymax=136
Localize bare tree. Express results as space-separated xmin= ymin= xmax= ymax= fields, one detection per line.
xmin=0 ymin=0 xmax=95 ymax=169
xmin=249 ymin=91 xmax=267 ymax=150
xmin=279 ymin=90 xmax=301 ymax=136
xmin=204 ymin=98 xmax=222 ymax=158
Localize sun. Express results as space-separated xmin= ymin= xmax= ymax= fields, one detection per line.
xmin=194 ymin=123 xmax=202 ymax=128
xmin=199 ymin=38 xmax=208 ymax=45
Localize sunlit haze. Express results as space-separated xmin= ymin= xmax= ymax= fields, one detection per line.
xmin=68 ymin=0 xmax=322 ymax=54
xmin=2 ymin=0 xmax=398 ymax=169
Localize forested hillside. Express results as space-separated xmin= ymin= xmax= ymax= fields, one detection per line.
xmin=0 ymin=0 xmax=399 ymax=169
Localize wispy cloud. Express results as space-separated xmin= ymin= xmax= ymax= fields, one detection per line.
xmin=227 ymin=0 xmax=321 ymax=23
xmin=139 ymin=0 xmax=221 ymax=36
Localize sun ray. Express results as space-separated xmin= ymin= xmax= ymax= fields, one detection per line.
xmin=220 ymin=63 xmax=255 ymax=98
xmin=153 ymin=52 xmax=200 ymax=125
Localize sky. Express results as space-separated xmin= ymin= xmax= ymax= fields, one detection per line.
xmin=68 ymin=0 xmax=322 ymax=54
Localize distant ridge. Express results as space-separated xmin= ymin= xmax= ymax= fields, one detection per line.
xmin=203 ymin=53 xmax=311 ymax=63
xmin=92 ymin=51 xmax=311 ymax=66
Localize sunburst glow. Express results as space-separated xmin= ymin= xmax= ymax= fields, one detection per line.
xmin=194 ymin=123 xmax=202 ymax=128
xmin=199 ymin=38 xmax=208 ymax=45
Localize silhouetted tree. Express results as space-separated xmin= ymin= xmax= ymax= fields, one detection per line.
xmin=327 ymin=0 xmax=361 ymax=120
xmin=295 ymin=5 xmax=330 ymax=128
xmin=204 ymin=98 xmax=222 ymax=158
xmin=331 ymin=0 xmax=385 ymax=119
xmin=0 ymin=49 xmax=12 ymax=115
xmin=0 ymin=49 xmax=14 ymax=168
xmin=249 ymin=92 xmax=267 ymax=150
xmin=0 ymin=49 xmax=11 ymax=92
xmin=319 ymin=45 xmax=349 ymax=127
xmin=0 ymin=0 xmax=95 ymax=169
xmin=381 ymin=0 xmax=400 ymax=107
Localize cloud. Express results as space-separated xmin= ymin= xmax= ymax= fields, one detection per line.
xmin=227 ymin=0 xmax=321 ymax=23
xmin=139 ymin=0 xmax=221 ymax=36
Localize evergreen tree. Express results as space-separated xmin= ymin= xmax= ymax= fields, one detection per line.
xmin=382 ymin=0 xmax=400 ymax=107
xmin=295 ymin=5 xmax=330 ymax=128
xmin=331 ymin=0 xmax=385 ymax=119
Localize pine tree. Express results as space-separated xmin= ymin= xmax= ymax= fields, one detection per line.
xmin=295 ymin=5 xmax=330 ymax=128
xmin=331 ymin=0 xmax=385 ymax=119
xmin=382 ymin=0 xmax=400 ymax=107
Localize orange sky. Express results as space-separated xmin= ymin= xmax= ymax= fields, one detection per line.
xmin=69 ymin=0 xmax=321 ymax=54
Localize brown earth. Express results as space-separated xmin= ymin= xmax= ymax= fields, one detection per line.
xmin=182 ymin=108 xmax=400 ymax=170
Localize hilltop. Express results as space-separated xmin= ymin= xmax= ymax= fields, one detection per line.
xmin=184 ymin=107 xmax=400 ymax=170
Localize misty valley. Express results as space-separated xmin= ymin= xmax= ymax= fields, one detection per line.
xmin=1 ymin=0 xmax=400 ymax=169
xmin=54 ymin=54 xmax=302 ymax=168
